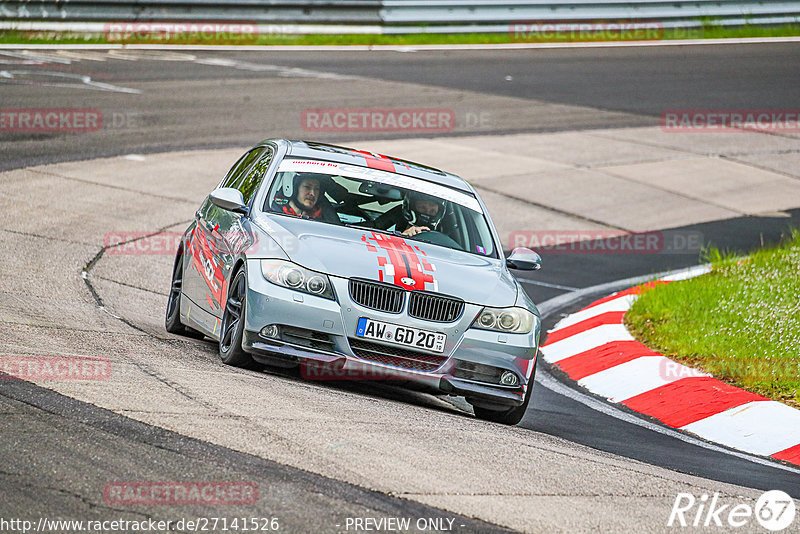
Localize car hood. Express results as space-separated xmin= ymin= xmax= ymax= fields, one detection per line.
xmin=254 ymin=215 xmax=518 ymax=307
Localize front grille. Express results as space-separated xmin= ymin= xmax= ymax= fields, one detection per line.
xmin=348 ymin=338 xmax=447 ymax=372
xmin=408 ymin=292 xmax=464 ymax=323
xmin=349 ymin=279 xmax=404 ymax=314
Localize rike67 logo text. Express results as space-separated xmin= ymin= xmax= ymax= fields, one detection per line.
xmin=668 ymin=491 xmax=796 ymax=531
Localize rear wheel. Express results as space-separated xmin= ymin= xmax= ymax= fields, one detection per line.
xmin=471 ymin=365 xmax=536 ymax=425
xmin=219 ymin=268 xmax=255 ymax=368
xmin=165 ymin=248 xmax=204 ymax=339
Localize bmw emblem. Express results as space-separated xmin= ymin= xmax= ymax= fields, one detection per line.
xmin=401 ymin=277 xmax=415 ymax=286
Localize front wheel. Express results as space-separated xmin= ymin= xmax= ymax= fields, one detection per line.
xmin=471 ymin=364 xmax=536 ymax=425
xmin=219 ymin=268 xmax=255 ymax=368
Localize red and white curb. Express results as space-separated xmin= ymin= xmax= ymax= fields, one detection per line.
xmin=541 ymin=266 xmax=800 ymax=467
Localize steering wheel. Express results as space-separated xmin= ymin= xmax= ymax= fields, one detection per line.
xmin=411 ymin=230 xmax=461 ymax=249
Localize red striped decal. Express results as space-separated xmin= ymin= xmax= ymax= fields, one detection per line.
xmin=219 ymin=276 xmax=228 ymax=309
xmin=354 ymin=150 xmax=396 ymax=172
xmin=554 ymin=340 xmax=658 ymax=380
xmin=772 ymin=444 xmax=800 ymax=466
xmin=187 ymin=226 xmax=224 ymax=307
xmin=545 ymin=311 xmax=626 ymax=345
xmin=364 ymin=232 xmax=436 ymax=291
xmin=414 ymin=245 xmax=434 ymax=270
xmin=361 ymin=234 xmax=377 ymax=252
xmin=622 ymin=377 xmax=768 ymax=428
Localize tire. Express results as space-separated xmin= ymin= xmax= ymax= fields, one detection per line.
xmin=471 ymin=364 xmax=536 ymax=425
xmin=165 ymin=248 xmax=205 ymax=339
xmin=219 ymin=268 xmax=255 ymax=368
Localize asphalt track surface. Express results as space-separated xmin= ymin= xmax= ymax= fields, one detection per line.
xmin=3 ymin=42 xmax=800 ymax=171
xmin=2 ymin=44 xmax=800 ymax=532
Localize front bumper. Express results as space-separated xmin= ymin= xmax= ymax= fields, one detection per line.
xmin=242 ymin=260 xmax=538 ymax=407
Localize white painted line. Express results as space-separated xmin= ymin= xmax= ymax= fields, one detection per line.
xmin=541 ymin=324 xmax=634 ymax=363
xmin=578 ymin=356 xmax=709 ymax=403
xmin=52 ymin=49 xmax=108 ymax=62
xmin=660 ymin=264 xmax=712 ymax=282
xmin=519 ymin=278 xmax=579 ymax=292
xmin=550 ymin=293 xmax=635 ymax=331
xmin=0 ymin=69 xmax=141 ymax=93
xmin=193 ymin=57 xmax=350 ymax=79
xmin=1 ymin=37 xmax=800 ymax=52
xmin=84 ymin=78 xmax=142 ymax=94
xmin=535 ymin=369 xmax=800 ymax=474
xmin=681 ymin=401 xmax=800 ymax=457
xmin=0 ymin=50 xmax=72 ymax=64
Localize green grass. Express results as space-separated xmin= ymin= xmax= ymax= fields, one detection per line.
xmin=626 ymin=230 xmax=800 ymax=407
xmin=2 ymin=22 xmax=800 ymax=46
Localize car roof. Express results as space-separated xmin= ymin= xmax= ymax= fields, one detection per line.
xmin=260 ymin=139 xmax=473 ymax=193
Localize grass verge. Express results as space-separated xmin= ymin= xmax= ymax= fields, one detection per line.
xmin=625 ymin=230 xmax=800 ymax=407
xmin=1 ymin=23 xmax=800 ymax=46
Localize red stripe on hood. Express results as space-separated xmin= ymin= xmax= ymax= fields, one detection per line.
xmin=365 ymin=232 xmax=435 ymax=291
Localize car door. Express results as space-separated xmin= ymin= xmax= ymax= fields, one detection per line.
xmin=183 ymin=147 xmax=266 ymax=315
xmin=210 ymin=147 xmax=275 ymax=316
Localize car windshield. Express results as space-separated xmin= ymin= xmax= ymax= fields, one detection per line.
xmin=263 ymin=158 xmax=498 ymax=258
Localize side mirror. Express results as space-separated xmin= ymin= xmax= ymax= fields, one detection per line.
xmin=209 ymin=188 xmax=249 ymax=216
xmin=506 ymin=247 xmax=542 ymax=271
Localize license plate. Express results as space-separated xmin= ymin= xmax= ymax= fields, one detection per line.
xmin=355 ymin=318 xmax=446 ymax=354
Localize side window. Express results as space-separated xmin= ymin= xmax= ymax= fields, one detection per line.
xmin=235 ymin=148 xmax=273 ymax=204
xmin=220 ymin=147 xmax=266 ymax=189
xmin=201 ymin=148 xmax=266 ymax=221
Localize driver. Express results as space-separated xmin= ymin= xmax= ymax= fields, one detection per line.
xmin=373 ymin=191 xmax=446 ymax=237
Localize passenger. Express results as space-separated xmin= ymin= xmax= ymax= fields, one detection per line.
xmin=373 ymin=191 xmax=446 ymax=237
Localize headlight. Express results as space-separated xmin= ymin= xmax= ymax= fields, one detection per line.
xmin=260 ymin=260 xmax=335 ymax=300
xmin=472 ymin=306 xmax=535 ymax=334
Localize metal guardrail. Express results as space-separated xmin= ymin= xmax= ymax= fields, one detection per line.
xmin=383 ymin=0 xmax=800 ymax=24
xmin=1 ymin=0 xmax=798 ymax=29
xmin=0 ymin=1 xmax=382 ymax=23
